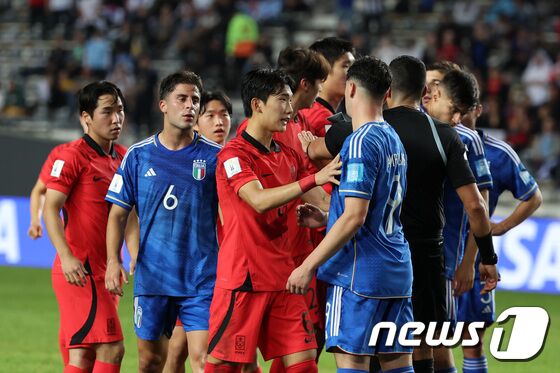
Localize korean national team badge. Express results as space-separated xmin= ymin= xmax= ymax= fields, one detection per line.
xmin=193 ymin=160 xmax=206 ymax=180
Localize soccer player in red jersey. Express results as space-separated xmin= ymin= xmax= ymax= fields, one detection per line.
xmin=299 ymin=37 xmax=355 ymax=137
xmin=204 ymin=69 xmax=341 ymax=373
xmin=44 ymin=81 xmax=137 ymax=373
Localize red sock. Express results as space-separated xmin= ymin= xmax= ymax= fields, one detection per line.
xmin=270 ymin=358 xmax=286 ymax=373
xmin=285 ymin=359 xmax=318 ymax=373
xmin=92 ymin=360 xmax=120 ymax=373
xmin=204 ymin=362 xmax=238 ymax=373
xmin=59 ymin=328 xmax=69 ymax=366
xmin=63 ymin=365 xmax=89 ymax=373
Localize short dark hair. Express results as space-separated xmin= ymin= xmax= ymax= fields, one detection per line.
xmin=277 ymin=47 xmax=330 ymax=92
xmin=426 ymin=60 xmax=460 ymax=75
xmin=440 ymin=70 xmax=479 ymax=115
xmin=241 ymin=68 xmax=294 ymax=117
xmin=200 ymin=91 xmax=232 ymax=115
xmin=78 ymin=81 xmax=125 ymax=117
xmin=389 ymin=55 xmax=426 ymax=100
xmin=347 ymin=56 xmax=391 ymax=101
xmin=309 ymin=37 xmax=355 ymax=67
xmin=159 ymin=71 xmax=203 ymax=100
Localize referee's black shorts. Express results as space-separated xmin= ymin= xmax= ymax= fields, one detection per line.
xmin=409 ymin=239 xmax=448 ymax=326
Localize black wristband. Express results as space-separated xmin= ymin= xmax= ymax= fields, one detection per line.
xmin=475 ymin=232 xmax=498 ymax=265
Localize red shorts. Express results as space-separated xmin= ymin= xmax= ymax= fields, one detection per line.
xmin=52 ymin=272 xmax=123 ymax=348
xmin=207 ymin=289 xmax=317 ymax=363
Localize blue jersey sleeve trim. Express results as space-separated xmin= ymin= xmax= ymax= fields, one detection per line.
xmin=339 ymin=189 xmax=372 ymax=199
xmin=477 ymin=181 xmax=493 ymax=189
xmin=517 ymin=183 xmax=538 ymax=201
xmin=105 ymin=195 xmax=133 ymax=210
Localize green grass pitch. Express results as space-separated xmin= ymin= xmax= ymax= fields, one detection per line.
xmin=0 ymin=267 xmax=556 ymax=372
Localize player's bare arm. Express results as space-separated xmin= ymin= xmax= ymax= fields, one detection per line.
xmin=44 ymin=189 xmax=88 ymax=287
xmin=298 ymin=131 xmax=333 ymax=162
xmin=455 ymin=183 xmax=499 ymax=293
xmin=492 ymin=188 xmax=542 ymax=235
xmin=28 ymin=178 xmax=46 ymax=239
xmin=287 ymin=196 xmax=369 ymax=294
xmin=124 ymin=207 xmax=139 ymax=275
xmin=238 ymin=155 xmax=341 ymax=214
xmin=105 ymin=204 xmax=131 ymax=296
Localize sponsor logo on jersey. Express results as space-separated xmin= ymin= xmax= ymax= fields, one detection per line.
xmin=144 ymin=168 xmax=157 ymax=177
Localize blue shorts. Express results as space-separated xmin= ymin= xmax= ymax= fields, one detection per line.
xmin=457 ymin=280 xmax=495 ymax=325
xmin=133 ymin=293 xmax=212 ymax=340
xmin=325 ymin=285 xmax=413 ymax=355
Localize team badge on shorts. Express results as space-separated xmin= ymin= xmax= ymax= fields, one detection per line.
xmin=134 ymin=297 xmax=143 ymax=328
xmin=193 ymin=160 xmax=207 ymax=180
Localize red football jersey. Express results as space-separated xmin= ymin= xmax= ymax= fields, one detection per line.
xmin=216 ymin=131 xmax=308 ymax=291
xmin=298 ymin=98 xmax=336 ymax=137
xmin=47 ymin=135 xmax=126 ymax=281
xmin=236 ymin=115 xmax=315 ymax=258
xmin=38 ymin=143 xmax=69 ymax=184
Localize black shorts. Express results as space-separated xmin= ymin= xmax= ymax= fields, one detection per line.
xmin=408 ymin=239 xmax=448 ymax=325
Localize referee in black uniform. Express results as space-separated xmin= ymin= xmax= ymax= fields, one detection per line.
xmin=301 ymin=56 xmax=499 ymax=373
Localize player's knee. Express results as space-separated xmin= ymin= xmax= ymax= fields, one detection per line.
xmin=139 ymin=351 xmax=165 ymax=373
xmin=69 ymin=348 xmax=96 ymax=370
xmin=95 ymin=341 xmax=125 ymax=364
xmin=188 ymin=348 xmax=207 ymax=370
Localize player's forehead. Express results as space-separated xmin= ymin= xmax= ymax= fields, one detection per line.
xmin=96 ymin=94 xmax=122 ymax=109
xmin=205 ymin=99 xmax=228 ymax=112
xmin=335 ymin=52 xmax=355 ymax=66
xmin=170 ymin=83 xmax=200 ymax=97
xmin=426 ymin=70 xmax=444 ymax=84
xmin=271 ymin=84 xmax=293 ymax=99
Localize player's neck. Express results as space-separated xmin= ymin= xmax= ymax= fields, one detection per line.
xmin=351 ymin=103 xmax=384 ymax=131
xmin=159 ymin=126 xmax=194 ymax=150
xmin=291 ymin=93 xmax=306 ymax=119
xmin=388 ymin=95 xmax=420 ymax=111
xmin=245 ymin=118 xmax=274 ymax=150
xmin=319 ymin=91 xmax=343 ymax=112
xmin=87 ymin=132 xmax=112 ymax=154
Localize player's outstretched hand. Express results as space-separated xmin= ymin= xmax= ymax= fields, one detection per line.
xmin=479 ymin=263 xmax=499 ymax=294
xmin=105 ymin=259 xmax=128 ymax=296
xmin=296 ymin=203 xmax=327 ymax=228
xmin=315 ymin=154 xmax=342 ymax=186
xmin=60 ymin=253 xmax=88 ymax=287
xmin=297 ymin=131 xmax=317 ymax=155
xmin=490 ymin=221 xmax=508 ymax=236
xmin=27 ymin=221 xmax=43 ymax=239
xmin=286 ymin=264 xmax=314 ymax=295
xmin=453 ymin=261 xmax=474 ymax=296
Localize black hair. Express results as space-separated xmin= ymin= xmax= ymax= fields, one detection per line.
xmin=78 ymin=81 xmax=125 ymax=117
xmin=389 ymin=55 xmax=426 ymax=100
xmin=346 ymin=56 xmax=392 ymax=101
xmin=240 ymin=68 xmax=294 ymax=118
xmin=440 ymin=70 xmax=479 ymax=115
xmin=426 ymin=60 xmax=460 ymax=74
xmin=277 ymin=47 xmax=330 ymax=92
xmin=200 ymin=91 xmax=233 ymax=115
xmin=309 ymin=37 xmax=355 ymax=67
xmin=159 ymin=71 xmax=203 ymax=100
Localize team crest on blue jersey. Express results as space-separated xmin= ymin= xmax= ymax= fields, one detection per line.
xmin=192 ymin=160 xmax=207 ymax=180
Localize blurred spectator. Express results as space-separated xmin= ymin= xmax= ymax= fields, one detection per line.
xmin=29 ymin=0 xmax=46 ymax=38
xmin=83 ymin=28 xmax=112 ymax=79
xmin=225 ymin=9 xmax=259 ymax=88
xmin=524 ymin=114 xmax=560 ymax=180
xmin=47 ymin=0 xmax=75 ymax=38
xmin=522 ymin=49 xmax=553 ymax=107
xmin=437 ymin=27 xmax=462 ymax=63
xmin=506 ymin=105 xmax=532 ymax=152
xmin=132 ymin=54 xmax=158 ymax=135
xmin=1 ymin=81 xmax=27 ymax=118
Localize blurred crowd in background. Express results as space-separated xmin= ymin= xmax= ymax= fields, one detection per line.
xmin=1 ymin=0 xmax=560 ymax=188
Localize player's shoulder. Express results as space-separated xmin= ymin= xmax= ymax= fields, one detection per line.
xmin=197 ymin=134 xmax=223 ymax=153
xmin=484 ymin=134 xmax=521 ymax=164
xmin=456 ymin=124 xmax=484 ymax=151
xmin=121 ymin=135 xmax=157 ymax=167
xmin=218 ymin=136 xmax=245 ymax=158
xmin=55 ymin=138 xmax=88 ymax=159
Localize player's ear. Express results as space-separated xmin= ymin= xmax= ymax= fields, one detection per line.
xmin=349 ymin=81 xmax=357 ymax=98
xmin=159 ymin=99 xmax=167 ymax=114
xmin=251 ymin=97 xmax=263 ymax=114
xmin=476 ymin=103 xmax=483 ymax=118
xmin=451 ymin=111 xmax=462 ymax=125
xmin=81 ymin=111 xmax=92 ymax=127
xmin=300 ymin=78 xmax=310 ymax=92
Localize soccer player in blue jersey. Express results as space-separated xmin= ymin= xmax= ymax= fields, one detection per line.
xmin=287 ymin=56 xmax=415 ymax=373
xmin=424 ymin=69 xmax=499 ymax=373
xmin=104 ymin=71 xmax=220 ymax=373
xmin=457 ymin=102 xmax=542 ymax=373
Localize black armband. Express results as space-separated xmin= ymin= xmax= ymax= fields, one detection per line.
xmin=475 ymin=232 xmax=498 ymax=265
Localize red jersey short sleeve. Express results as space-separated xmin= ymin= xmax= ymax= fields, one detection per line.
xmin=220 ymin=147 xmax=259 ymax=194
xmin=39 ymin=144 xmax=67 ymax=184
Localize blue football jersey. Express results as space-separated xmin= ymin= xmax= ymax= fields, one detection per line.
xmin=106 ymin=133 xmax=221 ymax=296
xmin=443 ymin=124 xmax=493 ymax=279
xmin=317 ymin=122 xmax=413 ymax=298
xmin=471 ymin=130 xmax=538 ymax=277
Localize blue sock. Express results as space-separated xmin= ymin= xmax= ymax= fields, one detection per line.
xmin=435 ymin=368 xmax=457 ymax=373
xmin=337 ymin=369 xmax=368 ymax=373
xmin=463 ymin=356 xmax=488 ymax=373
xmin=383 ymin=367 xmax=414 ymax=373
